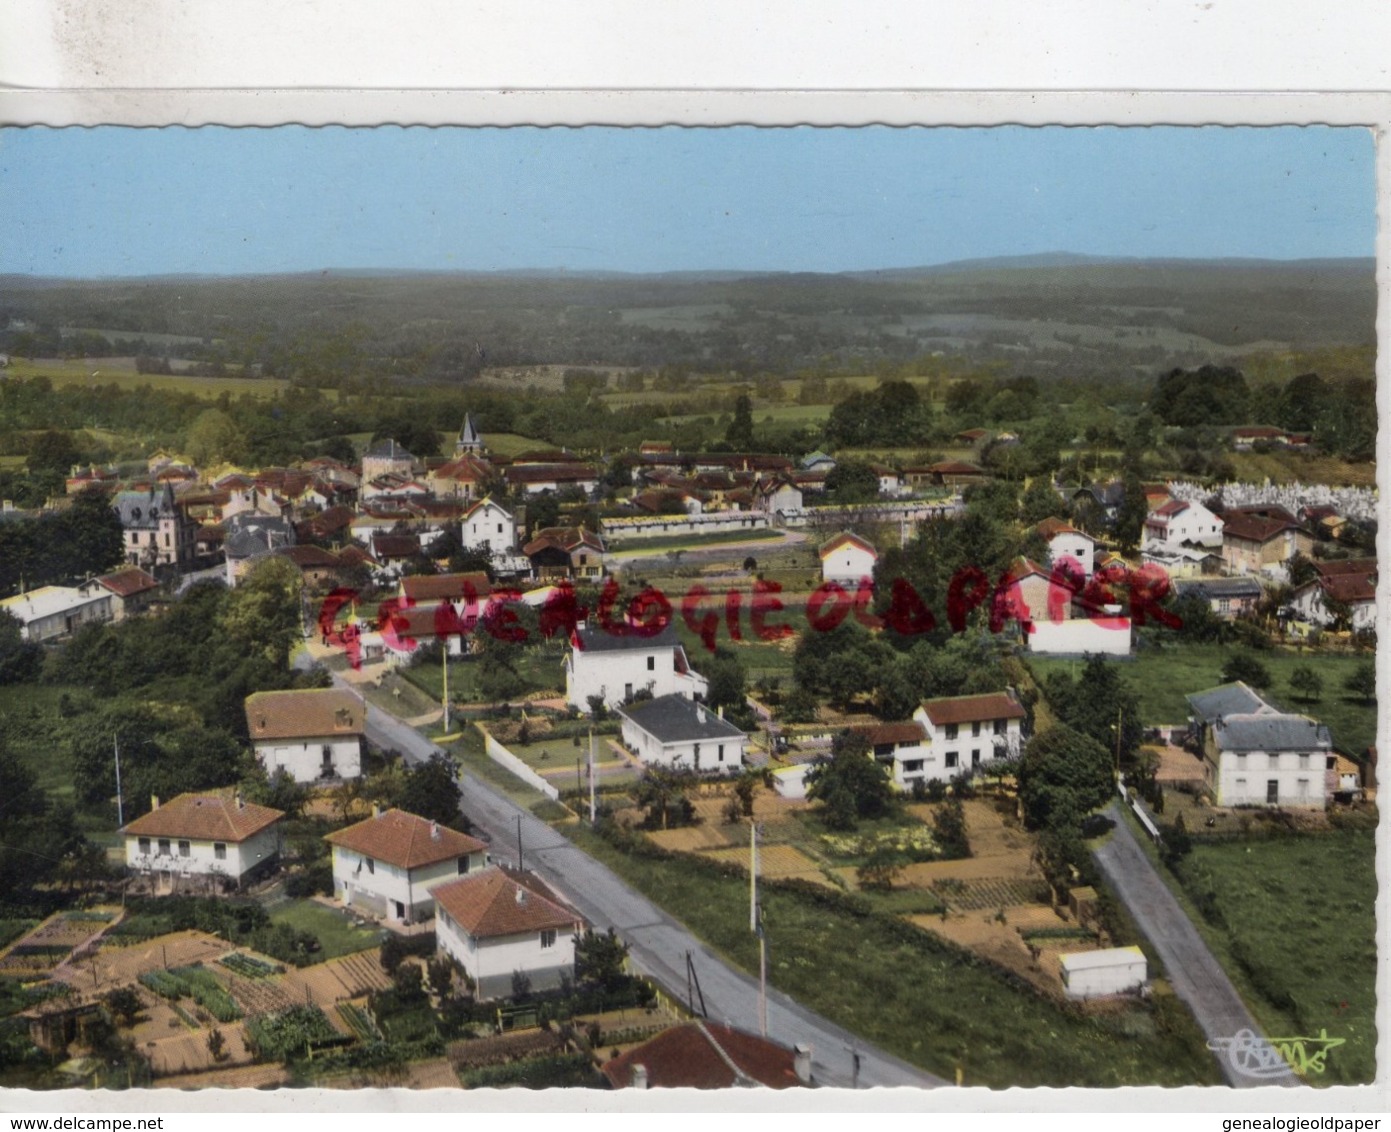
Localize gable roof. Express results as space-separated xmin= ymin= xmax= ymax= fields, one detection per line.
xmin=325 ymin=808 xmax=486 ymax=870
xmin=1036 ymin=516 xmax=1088 ymax=540
xmin=618 ymin=694 xmax=746 ymax=744
xmin=818 ymin=531 xmax=878 ymax=560
xmin=1219 ymin=510 xmax=1307 ymax=544
xmin=432 ymin=866 xmax=580 ymax=939
xmin=1151 ymin=499 xmax=1191 ymax=518
xmin=401 ymin=572 xmax=492 ymax=603
xmin=860 ymin=721 xmax=927 ymax=746
xmin=1185 ymin=681 xmax=1275 ymax=723
xmin=523 ymin=527 xmax=605 ymax=557
xmin=573 ymin=622 xmax=682 ymax=654
xmin=1214 ymin=714 xmax=1332 ymax=753
xmin=121 ymin=791 xmax=283 ymax=843
xmin=245 ymin=688 xmax=366 ymax=741
xmin=277 ymin=544 xmax=342 ymax=569
xmin=94 ymin=566 xmax=160 ymax=599
xmin=371 ymin=533 xmax=422 ymax=559
xmin=601 ymin=1021 xmax=807 ymax=1089
xmin=920 ymin=691 xmax=1026 ymax=727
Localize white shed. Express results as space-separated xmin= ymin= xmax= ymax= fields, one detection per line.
xmin=1059 ymin=946 xmax=1148 ymax=1000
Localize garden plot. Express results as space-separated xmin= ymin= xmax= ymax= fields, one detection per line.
xmin=52 ymin=930 xmax=229 ymax=996
xmin=702 ymin=843 xmax=829 ymax=886
xmin=0 ymin=909 xmax=122 ymax=978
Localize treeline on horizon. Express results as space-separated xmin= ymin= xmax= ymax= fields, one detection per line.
xmin=0 ymin=258 xmax=1376 ymax=384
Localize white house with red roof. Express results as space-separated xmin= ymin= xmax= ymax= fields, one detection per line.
xmin=1286 ymin=558 xmax=1377 ymax=633
xmin=325 ymin=807 xmax=489 ymax=924
xmin=433 ymin=866 xmax=585 ymax=997
xmin=819 ymin=531 xmax=878 ymax=587
xmin=1035 ymin=516 xmax=1096 ymax=579
xmin=1144 ymin=498 xmax=1224 ymax=548
xmin=912 ymin=690 xmax=1028 ymax=779
xmin=121 ymin=790 xmax=284 ymax=891
xmin=245 ymin=688 xmax=366 ymax=783
xmin=92 ymin=567 xmax=160 ymax=621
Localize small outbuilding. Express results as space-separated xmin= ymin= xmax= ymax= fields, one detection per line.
xmin=1059 ymin=946 xmax=1148 ymax=1000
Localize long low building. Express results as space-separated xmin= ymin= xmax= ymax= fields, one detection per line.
xmin=617 ymin=693 xmax=748 ymax=774
xmin=0 ymin=584 xmax=115 ymax=643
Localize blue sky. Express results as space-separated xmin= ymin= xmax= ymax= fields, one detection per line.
xmin=0 ymin=126 xmax=1375 ymax=276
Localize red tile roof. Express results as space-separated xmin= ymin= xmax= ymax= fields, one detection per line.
xmin=278 ymin=544 xmax=342 ymax=569
xmin=432 ymin=866 xmax=580 ymax=938
xmin=121 ymin=791 xmax=283 ymax=843
xmin=1219 ymin=510 xmax=1306 ymax=544
xmin=372 ymin=533 xmax=422 ymax=560
xmin=245 ymin=688 xmax=365 ymax=741
xmin=95 ymin=566 xmax=159 ymax=599
xmin=929 ymin=461 xmax=986 ymax=475
xmin=1151 ymin=499 xmax=1190 ymax=517
xmin=1315 ymin=557 xmax=1377 ymax=578
xmin=600 ymin=1021 xmax=807 ymax=1089
xmin=860 ymin=722 xmax=926 ymax=746
xmin=401 ymin=572 xmax=491 ymax=603
xmin=921 ymin=691 xmax=1026 ymax=727
xmin=325 ymin=808 xmax=486 ymax=870
xmin=1035 ymin=516 xmax=1085 ymax=540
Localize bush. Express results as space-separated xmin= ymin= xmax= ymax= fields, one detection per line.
xmin=285 ymin=861 xmax=333 ymax=898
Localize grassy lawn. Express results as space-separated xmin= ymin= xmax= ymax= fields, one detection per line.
xmin=399 ymin=647 xmax=566 ymax=705
xmin=443 ymin=727 xmax=576 ymax=824
xmin=564 ymin=826 xmax=1218 ymax=1087
xmin=267 ymin=900 xmax=384 ymax=961
xmin=1027 ymin=643 xmax=1377 ymax=752
xmin=1171 ymin=829 xmax=1377 ymax=1086
xmin=479 ymin=431 xmax=551 ymax=458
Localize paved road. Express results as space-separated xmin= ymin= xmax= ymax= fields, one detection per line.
xmin=342 ymin=675 xmax=944 ymax=1090
xmin=1093 ymin=803 xmax=1301 ymax=1089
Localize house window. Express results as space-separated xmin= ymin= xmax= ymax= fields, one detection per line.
xmin=579 ymin=554 xmax=588 ymax=566
xmin=718 ymin=745 xmax=724 ymax=762
xmin=1236 ymin=754 xmax=1247 ymax=770
xmin=366 ymin=857 xmax=375 ymax=874
xmin=904 ymin=759 xmax=924 ymax=772
xmin=1296 ymin=779 xmax=1309 ymax=800
xmin=944 ymin=724 xmax=958 ymax=740
xmin=945 ymin=752 xmax=959 ymax=769
xmin=1266 ymin=780 xmax=1279 ymax=804
xmin=540 ymin=929 xmax=557 ymax=949
xmin=497 ymin=523 xmax=503 ymax=534
xmin=1298 ymin=754 xmax=1309 ymax=770
xmin=971 ymin=750 xmax=981 ymax=767
xmin=693 ymin=743 xmax=701 ymax=764
xmin=138 ymin=837 xmax=151 ymax=855
xmin=458 ymin=856 xmax=470 ymax=875
xmin=647 ymin=656 xmax=656 ymax=671
xmin=158 ymin=839 xmax=171 ymax=856
xmin=214 ymin=843 xmax=226 ymax=860
xmin=993 ymin=720 xmax=1006 ymax=736
xmin=178 ymin=840 xmax=190 ymax=857
xmin=971 ymin=722 xmax=981 ymax=738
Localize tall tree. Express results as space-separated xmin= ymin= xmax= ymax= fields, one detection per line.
xmin=724 ymin=394 xmax=755 ymax=450
xmin=1017 ymin=725 xmax=1114 ymax=832
xmin=220 ymin=555 xmax=304 ymax=668
xmin=805 ymin=730 xmax=894 ymax=830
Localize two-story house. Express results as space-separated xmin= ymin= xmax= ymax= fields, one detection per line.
xmin=911 ymin=691 xmax=1028 ymax=780
xmin=324 ymin=807 xmax=489 ymax=924
xmin=433 ymin=866 xmax=585 ymax=998
xmin=121 ymin=791 xmax=284 ymax=892
xmin=524 ymin=527 xmax=605 ymax=582
xmin=361 ymin=438 xmax=417 ymax=483
xmin=1286 ymin=558 xmax=1377 ymax=634
xmin=566 ymin=623 xmax=708 ymax=712
xmin=617 ymin=694 xmax=748 ymax=774
xmin=1186 ymin=682 xmax=1333 ymax=807
xmin=1143 ymin=499 xmax=1224 ymax=548
xmin=245 ymin=688 xmax=366 ymax=784
xmin=1219 ymin=506 xmax=1313 ymax=579
xmin=1035 ymin=516 xmax=1096 ymax=579
xmin=460 ymin=497 xmax=516 ymax=553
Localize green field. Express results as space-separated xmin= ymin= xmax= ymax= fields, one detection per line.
xmin=480 ymin=431 xmax=552 ymax=458
xmin=267 ymin=899 xmax=384 ymax=961
xmin=7 ymin=358 xmax=296 ymax=399
xmin=1027 ymin=643 xmax=1377 ymax=753
xmin=1172 ymin=829 xmax=1377 ymax=1085
xmin=564 ymin=826 xmax=1219 ymax=1087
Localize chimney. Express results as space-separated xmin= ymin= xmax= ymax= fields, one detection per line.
xmin=430 ymin=820 xmax=440 ymax=840
xmin=630 ymin=1064 xmax=649 ymax=1090
xmin=236 ymin=791 xmax=245 ymax=810
xmin=717 ymin=705 xmax=724 ymax=720
xmin=372 ymin=803 xmax=382 ymax=818
xmin=150 ymin=795 xmax=160 ymax=811
xmin=794 ymin=1043 xmax=813 ymax=1084
xmin=515 ymin=888 xmax=528 ymax=905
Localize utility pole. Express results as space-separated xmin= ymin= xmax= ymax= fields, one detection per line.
xmin=751 ymin=821 xmax=767 ymax=1036
xmin=113 ymin=735 xmax=124 ymax=828
xmin=1115 ymin=705 xmax=1123 ymax=782
xmin=588 ymin=728 xmax=596 ymax=824
xmin=441 ymin=643 xmax=450 ymax=733
xmin=516 ymin=815 xmax=523 ymax=872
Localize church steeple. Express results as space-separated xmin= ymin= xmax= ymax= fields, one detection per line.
xmin=456 ymin=413 xmax=483 ymax=456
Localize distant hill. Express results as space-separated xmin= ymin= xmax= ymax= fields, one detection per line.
xmin=0 ymin=255 xmax=1374 ymax=384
